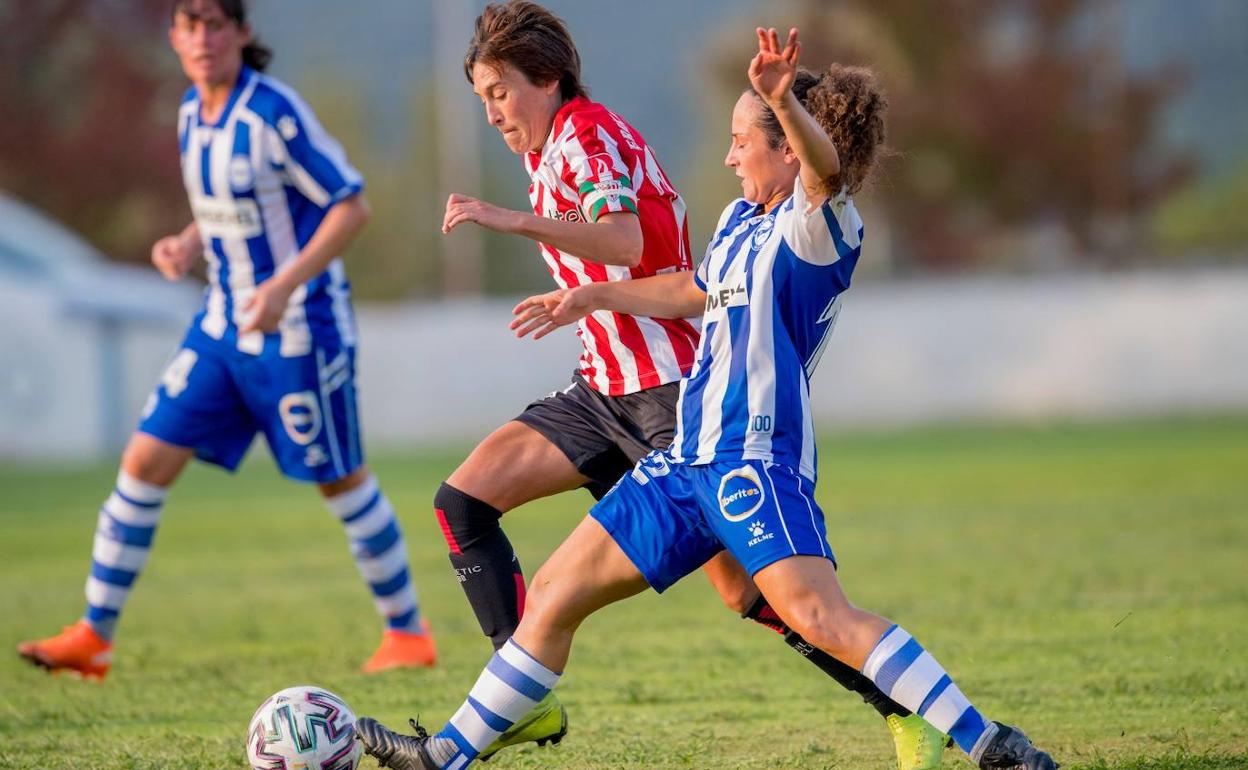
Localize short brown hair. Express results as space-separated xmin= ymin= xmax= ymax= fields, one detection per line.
xmin=464 ymin=1 xmax=588 ymax=100
xmin=749 ymin=64 xmax=888 ymax=195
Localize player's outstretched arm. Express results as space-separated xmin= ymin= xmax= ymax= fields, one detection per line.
xmin=443 ymin=193 xmax=643 ymax=267
xmin=511 ymin=272 xmax=704 ymax=340
xmin=239 ymin=193 xmax=370 ymax=334
xmin=750 ymin=27 xmax=840 ymax=206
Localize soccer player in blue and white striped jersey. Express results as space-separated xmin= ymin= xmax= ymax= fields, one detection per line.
xmin=17 ymin=0 xmax=435 ymax=678
xmin=355 ymin=28 xmax=1057 ymax=770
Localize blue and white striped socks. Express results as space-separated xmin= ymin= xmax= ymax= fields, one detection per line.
xmin=325 ymin=475 xmax=423 ymax=633
xmin=863 ymin=625 xmax=999 ymax=761
xmin=425 ymin=639 xmax=561 ymax=769
xmin=84 ymin=471 xmax=167 ymax=641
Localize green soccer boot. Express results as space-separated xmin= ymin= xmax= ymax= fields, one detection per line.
xmin=476 ymin=690 xmax=568 ymax=762
xmin=887 ymin=712 xmax=950 ymax=770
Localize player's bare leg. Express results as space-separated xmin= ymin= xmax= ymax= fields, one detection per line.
xmin=701 ymin=551 xmax=946 ymax=768
xmin=319 ymin=466 xmax=436 ymax=672
xmin=17 ymin=432 xmax=192 ymax=679
xmin=753 ymin=557 xmax=1057 ymax=770
xmin=355 ymin=516 xmax=647 ymax=769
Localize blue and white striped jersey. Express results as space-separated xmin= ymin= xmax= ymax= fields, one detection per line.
xmin=670 ymin=179 xmax=863 ymax=481
xmin=178 ymin=66 xmax=363 ymax=357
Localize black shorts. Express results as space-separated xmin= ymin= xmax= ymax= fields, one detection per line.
xmin=515 ymin=375 xmax=680 ymax=499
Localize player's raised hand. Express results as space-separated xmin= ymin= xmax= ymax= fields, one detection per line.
xmin=443 ymin=193 xmax=520 ymax=235
xmin=748 ymin=27 xmax=800 ymax=106
xmin=151 ymin=233 xmax=197 ymax=281
xmin=238 ymin=278 xmax=293 ymax=335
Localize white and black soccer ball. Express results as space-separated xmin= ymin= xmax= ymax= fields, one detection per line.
xmin=246 ymin=685 xmax=362 ymax=770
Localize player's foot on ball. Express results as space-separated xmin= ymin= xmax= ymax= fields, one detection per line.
xmin=362 ymin=619 xmax=438 ymax=673
xmin=354 ymin=717 xmax=439 ymax=770
xmin=16 ymin=620 xmax=112 ymax=680
xmin=976 ymin=722 xmax=1059 ymax=770
xmin=887 ymin=712 xmax=949 ymax=770
xmin=476 ymin=690 xmax=568 ymax=762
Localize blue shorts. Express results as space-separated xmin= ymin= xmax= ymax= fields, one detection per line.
xmin=590 ymin=452 xmax=836 ymax=592
xmin=138 ymin=325 xmax=363 ymax=483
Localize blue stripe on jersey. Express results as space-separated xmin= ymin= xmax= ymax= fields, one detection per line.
xmin=715 ymin=236 xmax=765 ymax=456
xmin=677 ymin=321 xmax=716 ymax=460
xmin=231 ymin=120 xmax=275 ymax=277
xmin=199 ymin=137 xmax=213 ymax=197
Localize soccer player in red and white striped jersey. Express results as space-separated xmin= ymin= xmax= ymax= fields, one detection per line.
xmin=520 ymin=95 xmax=698 ymax=395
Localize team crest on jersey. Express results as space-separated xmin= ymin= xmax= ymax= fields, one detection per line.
xmin=228 ymin=155 xmax=254 ymax=192
xmin=751 ymin=215 xmax=776 ymax=252
xmin=277 ymin=114 xmax=299 ymax=141
xmin=718 ymin=465 xmax=765 ymax=522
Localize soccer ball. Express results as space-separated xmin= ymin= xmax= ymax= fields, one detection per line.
xmin=246 ymin=685 xmax=362 ymax=770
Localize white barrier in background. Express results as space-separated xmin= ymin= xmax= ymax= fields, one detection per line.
xmin=3 ymin=268 xmax=1246 ymax=460
xmin=354 ymin=268 xmax=1248 ymax=446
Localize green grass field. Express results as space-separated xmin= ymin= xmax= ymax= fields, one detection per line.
xmin=2 ymin=416 xmax=1246 ymax=770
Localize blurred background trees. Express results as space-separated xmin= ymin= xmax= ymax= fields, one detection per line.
xmin=1 ymin=0 xmax=1243 ymax=296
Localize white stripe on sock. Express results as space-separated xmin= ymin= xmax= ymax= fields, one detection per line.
xmin=85 ymin=577 xmax=129 ymax=609
xmin=448 ymin=701 xmax=496 ymax=751
xmin=374 ymin=590 xmax=416 ymax=617
xmin=863 ymin=626 xmax=911 ymax=681
xmin=891 ymin=651 xmax=945 ymax=706
xmin=357 ymin=540 xmax=409 ymax=584
xmin=472 ymin=667 xmax=540 ymax=716
xmin=324 ymin=475 xmax=379 ymax=519
xmin=102 ymin=494 xmax=162 ymax=527
xmin=499 ymin=640 xmax=561 ymax=687
xmin=923 ymin=682 xmax=974 ymax=734
xmin=342 ymin=498 xmax=394 ymax=540
xmin=92 ymin=539 xmax=150 ymax=572
xmin=115 ymin=472 xmax=167 ymax=504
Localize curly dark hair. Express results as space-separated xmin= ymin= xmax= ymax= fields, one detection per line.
xmin=465 ymin=1 xmax=588 ymax=101
xmin=748 ymin=64 xmax=888 ymax=195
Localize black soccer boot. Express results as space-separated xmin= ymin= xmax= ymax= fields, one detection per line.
xmin=354 ymin=717 xmax=441 ymax=770
xmin=976 ymin=722 xmax=1059 ymax=770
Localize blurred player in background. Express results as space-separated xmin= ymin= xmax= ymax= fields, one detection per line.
xmin=17 ymin=0 xmax=435 ymax=678
xmin=429 ymin=2 xmax=941 ymax=767
xmin=355 ymin=27 xmax=1057 ymax=770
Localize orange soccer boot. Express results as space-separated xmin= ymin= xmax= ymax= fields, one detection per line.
xmin=17 ymin=620 xmax=112 ymax=680
xmin=361 ymin=619 xmax=438 ymax=673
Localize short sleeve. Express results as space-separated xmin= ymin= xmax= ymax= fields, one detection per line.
xmin=562 ymin=115 xmax=639 ymax=222
xmin=266 ymin=94 xmax=364 ymax=208
xmin=774 ymin=179 xmax=863 ymax=267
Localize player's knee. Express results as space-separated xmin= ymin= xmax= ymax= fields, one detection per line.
xmin=524 ymin=562 xmax=588 ymax=635
xmin=434 ymin=482 xmax=502 ymax=552
xmin=119 ymin=433 xmax=187 ymax=487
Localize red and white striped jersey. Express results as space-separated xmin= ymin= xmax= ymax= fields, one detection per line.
xmin=525 ymin=97 xmax=699 ymax=396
